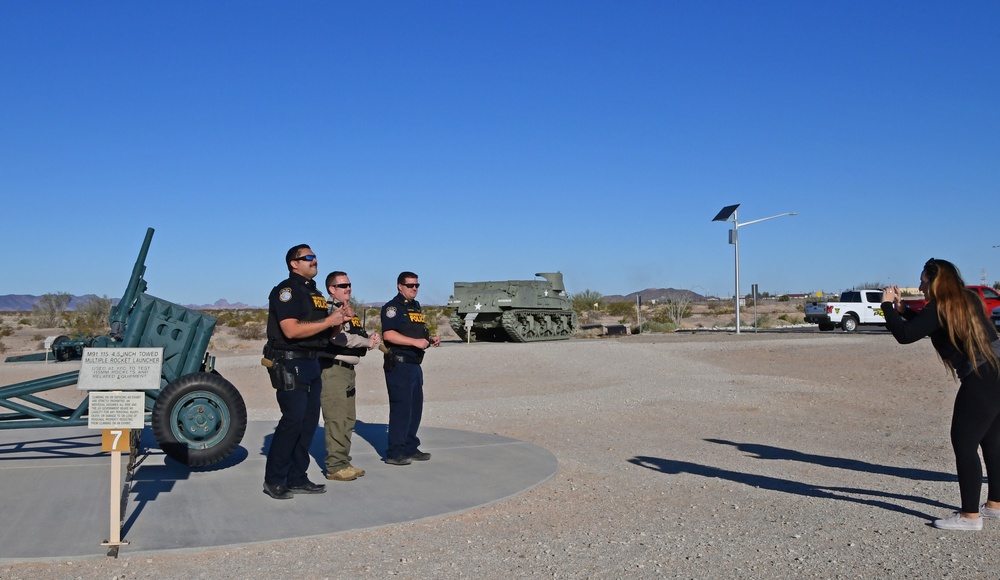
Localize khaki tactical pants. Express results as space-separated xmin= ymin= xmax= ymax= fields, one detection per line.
xmin=320 ymin=364 xmax=357 ymax=473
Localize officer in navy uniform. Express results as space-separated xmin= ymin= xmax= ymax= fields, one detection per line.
xmin=380 ymin=271 xmax=440 ymax=465
xmin=262 ymin=244 xmax=349 ymax=500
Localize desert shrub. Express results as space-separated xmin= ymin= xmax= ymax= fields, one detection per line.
xmin=32 ymin=292 xmax=72 ymax=328
xmin=0 ymin=340 xmax=6 ymax=354
xmin=359 ymin=306 xmax=380 ymax=334
xmin=663 ymin=300 xmax=692 ymax=325
xmin=708 ymin=304 xmax=734 ymax=316
xmin=778 ymin=313 xmax=804 ymax=324
xmin=235 ymin=322 xmax=266 ymax=341
xmin=572 ymin=290 xmax=605 ymax=317
xmin=606 ymin=301 xmax=637 ymax=323
xmin=647 ymin=302 xmax=691 ymax=326
xmin=778 ymin=295 xmax=790 ymax=302
xmin=70 ymin=295 xmax=113 ymax=336
xmin=755 ymin=314 xmax=775 ymax=329
xmin=421 ymin=306 xmax=449 ymax=337
xmin=216 ymin=309 xmax=268 ymax=327
xmin=31 ymin=333 xmax=44 ymax=341
xmin=19 ymin=318 xmax=30 ymax=326
xmin=0 ymin=324 xmax=13 ymax=338
xmin=641 ymin=320 xmax=676 ymax=333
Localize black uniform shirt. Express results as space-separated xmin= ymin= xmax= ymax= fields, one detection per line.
xmin=267 ymin=273 xmax=330 ymax=352
xmin=381 ymin=292 xmax=428 ymax=359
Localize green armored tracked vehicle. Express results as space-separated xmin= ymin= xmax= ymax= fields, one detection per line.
xmin=447 ymin=272 xmax=577 ymax=342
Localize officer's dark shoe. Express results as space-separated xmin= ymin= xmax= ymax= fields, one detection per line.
xmin=407 ymin=451 xmax=432 ymax=461
xmin=263 ymin=482 xmax=294 ymax=500
xmin=385 ymin=455 xmax=412 ymax=466
xmin=287 ymin=480 xmax=327 ymax=494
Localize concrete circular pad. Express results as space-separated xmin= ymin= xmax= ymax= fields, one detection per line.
xmin=0 ymin=421 xmax=558 ymax=561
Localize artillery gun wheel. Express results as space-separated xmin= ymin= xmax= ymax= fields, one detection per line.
xmin=152 ymin=372 xmax=248 ymax=467
xmin=51 ymin=335 xmax=72 ymax=361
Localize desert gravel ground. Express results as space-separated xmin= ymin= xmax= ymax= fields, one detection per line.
xmin=2 ymin=329 xmax=997 ymax=579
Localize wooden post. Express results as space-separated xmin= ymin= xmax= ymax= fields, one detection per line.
xmin=101 ymin=429 xmax=130 ymax=548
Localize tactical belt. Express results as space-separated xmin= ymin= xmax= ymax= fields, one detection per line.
xmin=329 ymin=359 xmax=355 ymax=370
xmin=273 ymin=349 xmax=318 ymax=360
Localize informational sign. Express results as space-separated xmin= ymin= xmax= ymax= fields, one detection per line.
xmin=78 ymin=347 xmax=163 ymax=391
xmin=88 ymin=391 xmax=145 ymax=429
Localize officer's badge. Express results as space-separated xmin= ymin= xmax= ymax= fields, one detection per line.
xmin=279 ymin=287 xmax=292 ymax=302
xmin=386 ymin=306 xmax=397 ymax=318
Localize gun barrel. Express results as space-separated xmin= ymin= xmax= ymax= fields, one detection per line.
xmin=109 ymin=227 xmax=155 ymax=338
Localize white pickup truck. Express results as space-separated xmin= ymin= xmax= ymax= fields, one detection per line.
xmin=804 ymin=290 xmax=886 ymax=332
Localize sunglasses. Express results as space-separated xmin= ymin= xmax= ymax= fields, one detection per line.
xmin=402 ymin=283 xmax=420 ymax=289
xmin=332 ymin=283 xmax=352 ymax=289
xmin=293 ymin=254 xmax=316 ymax=262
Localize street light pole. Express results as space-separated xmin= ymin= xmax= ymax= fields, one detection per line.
xmin=713 ymin=205 xmax=797 ymax=334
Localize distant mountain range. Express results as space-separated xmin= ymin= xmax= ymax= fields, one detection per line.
xmin=604 ymin=288 xmax=707 ymax=303
xmin=0 ymin=294 xmax=258 ymax=312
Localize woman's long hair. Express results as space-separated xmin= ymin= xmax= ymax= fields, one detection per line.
xmin=924 ymin=258 xmax=999 ymax=377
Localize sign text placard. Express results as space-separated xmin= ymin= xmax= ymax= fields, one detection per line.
xmin=78 ymin=347 xmax=163 ymax=391
xmin=88 ymin=391 xmax=146 ymax=429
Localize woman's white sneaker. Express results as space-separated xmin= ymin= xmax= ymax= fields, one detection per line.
xmin=980 ymin=504 xmax=1000 ymax=519
xmin=933 ymin=513 xmax=983 ymax=531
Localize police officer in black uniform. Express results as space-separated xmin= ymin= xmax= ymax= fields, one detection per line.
xmin=262 ymin=244 xmax=348 ymax=499
xmin=380 ymin=271 xmax=440 ymax=465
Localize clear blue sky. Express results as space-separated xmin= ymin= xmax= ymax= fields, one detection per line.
xmin=2 ymin=1 xmax=998 ymax=307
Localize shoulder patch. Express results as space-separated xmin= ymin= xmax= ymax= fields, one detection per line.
xmin=278 ymin=287 xmax=292 ymax=302
xmin=386 ymin=306 xmax=397 ymax=318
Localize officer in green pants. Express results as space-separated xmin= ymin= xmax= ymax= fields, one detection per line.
xmin=320 ymin=271 xmax=381 ymax=481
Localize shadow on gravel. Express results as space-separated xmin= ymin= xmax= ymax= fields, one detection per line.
xmin=705 ymin=438 xmax=956 ymax=482
xmin=629 ymin=455 xmax=951 ymax=519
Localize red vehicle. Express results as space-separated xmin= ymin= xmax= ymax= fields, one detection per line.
xmin=900 ymin=285 xmax=1000 ymax=315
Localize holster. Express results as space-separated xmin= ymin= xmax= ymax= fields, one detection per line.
xmin=383 ymin=351 xmax=397 ymax=373
xmin=268 ymin=361 xmax=298 ymax=391
xmin=263 ymin=344 xmax=312 ymax=391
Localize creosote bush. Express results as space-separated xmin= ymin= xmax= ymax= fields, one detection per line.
xmin=755 ymin=314 xmax=775 ymax=329
xmin=214 ymin=309 xmax=268 ymax=327
xmin=70 ymin=296 xmax=113 ymax=337
xmin=640 ymin=320 xmax=676 ymax=333
xmin=235 ymin=323 xmax=266 ymax=341
xmin=606 ymin=301 xmax=637 ymax=323
xmin=572 ymin=290 xmax=605 ymax=319
xmin=32 ymin=292 xmax=72 ymax=328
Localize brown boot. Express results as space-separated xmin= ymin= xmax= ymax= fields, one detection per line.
xmin=325 ymin=466 xmax=360 ymax=481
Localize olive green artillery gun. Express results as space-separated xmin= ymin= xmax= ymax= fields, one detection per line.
xmin=447 ymin=272 xmax=577 ymax=342
xmin=0 ymin=228 xmax=247 ymax=467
